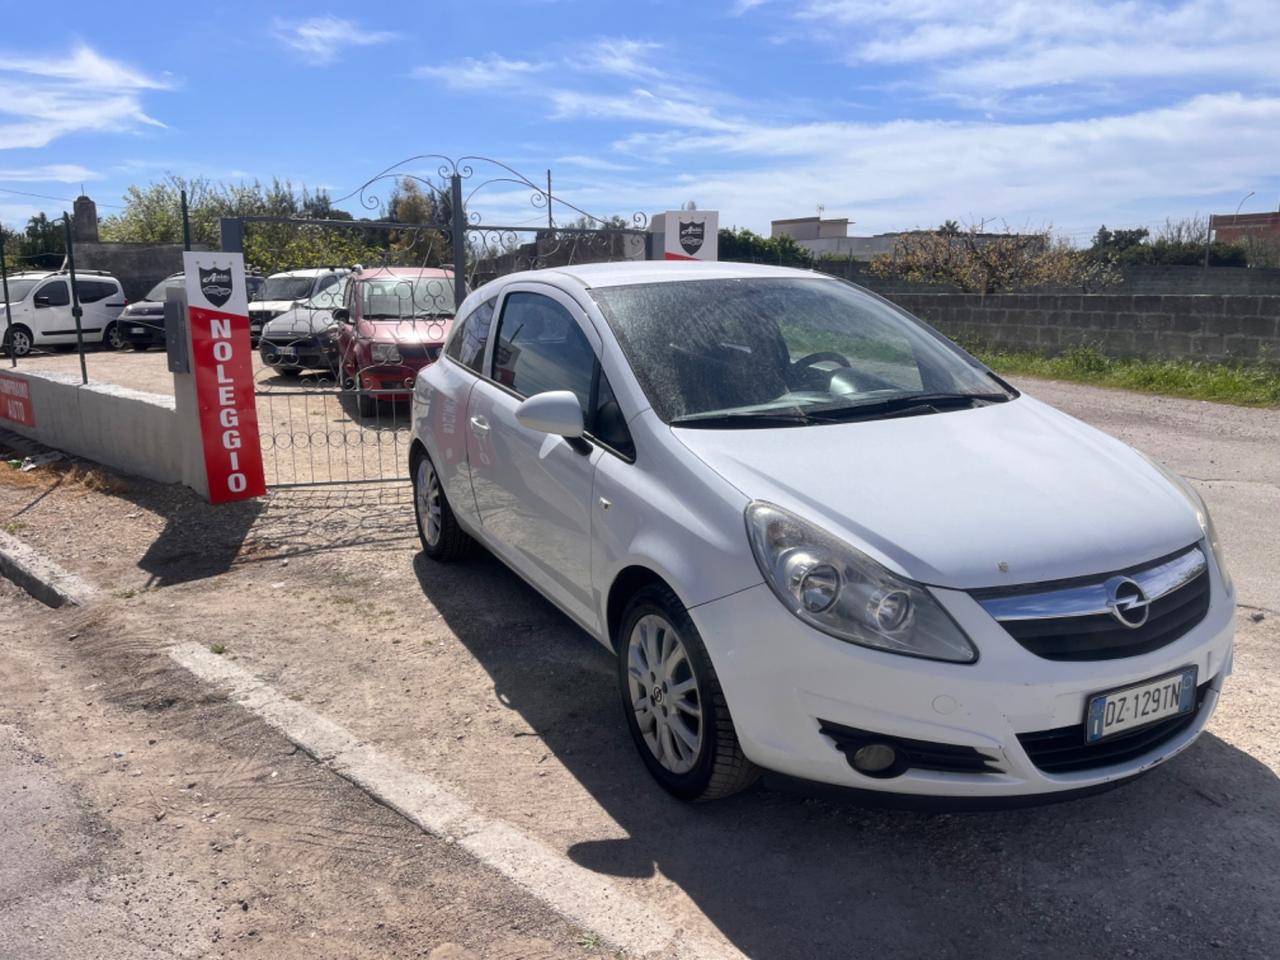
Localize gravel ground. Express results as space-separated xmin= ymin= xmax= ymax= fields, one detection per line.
xmin=1 ymin=376 xmax=1278 ymax=959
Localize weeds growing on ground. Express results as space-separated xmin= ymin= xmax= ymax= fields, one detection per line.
xmin=972 ymin=345 xmax=1280 ymax=407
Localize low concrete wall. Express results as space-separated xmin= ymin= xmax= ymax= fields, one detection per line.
xmin=880 ymin=292 xmax=1280 ymax=364
xmin=1 ymin=369 xmax=183 ymax=484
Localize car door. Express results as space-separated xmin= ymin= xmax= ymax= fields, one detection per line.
xmin=30 ymin=279 xmax=73 ymax=343
xmin=466 ymin=286 xmax=603 ymax=627
xmin=75 ymin=279 xmax=126 ymax=340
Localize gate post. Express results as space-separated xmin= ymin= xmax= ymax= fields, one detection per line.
xmin=450 ymin=174 xmax=466 ymax=307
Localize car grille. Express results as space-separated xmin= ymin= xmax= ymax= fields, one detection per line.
xmin=1017 ymin=682 xmax=1208 ymax=774
xmin=974 ymin=544 xmax=1211 ymax=661
xmin=397 ymin=343 xmax=442 ymax=361
xmin=818 ymin=719 xmax=1003 ymax=775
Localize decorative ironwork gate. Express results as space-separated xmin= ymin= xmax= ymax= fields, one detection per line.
xmin=223 ymin=155 xmax=651 ymax=489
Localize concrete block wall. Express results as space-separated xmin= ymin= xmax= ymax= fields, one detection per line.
xmin=880 ymin=293 xmax=1280 ymax=364
xmin=1 ymin=369 xmax=184 ymax=483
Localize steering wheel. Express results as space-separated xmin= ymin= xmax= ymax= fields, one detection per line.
xmin=793 ymin=351 xmax=852 ymax=370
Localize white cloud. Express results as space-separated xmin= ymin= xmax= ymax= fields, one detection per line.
xmin=272 ymin=16 xmax=396 ymax=66
xmin=0 ymin=44 xmax=168 ymax=150
xmin=797 ymin=0 xmax=1280 ymax=109
xmin=571 ymin=38 xmax=664 ymax=79
xmin=0 ymin=164 xmax=101 ymax=183
xmin=413 ymin=55 xmax=547 ymax=90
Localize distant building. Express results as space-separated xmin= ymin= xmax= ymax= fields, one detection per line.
xmin=1210 ymin=210 xmax=1280 ymax=255
xmin=771 ymin=216 xmax=1041 ymax=261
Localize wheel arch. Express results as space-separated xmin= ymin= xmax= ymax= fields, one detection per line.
xmin=606 ymin=565 xmax=681 ymax=654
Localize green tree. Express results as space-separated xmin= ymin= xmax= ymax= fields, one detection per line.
xmin=718 ymin=227 xmax=814 ymax=268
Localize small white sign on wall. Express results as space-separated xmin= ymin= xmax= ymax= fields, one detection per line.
xmin=662 ymin=211 xmax=719 ymax=261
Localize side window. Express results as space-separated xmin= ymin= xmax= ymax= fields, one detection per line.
xmin=76 ymin=279 xmax=117 ymax=303
xmin=449 ymin=298 xmax=495 ymax=372
xmin=492 ymin=292 xmax=595 ymax=412
xmin=36 ymin=280 xmax=70 ymax=307
xmin=592 ymin=370 xmax=635 ymax=459
xmin=315 ymin=273 xmax=340 ymax=294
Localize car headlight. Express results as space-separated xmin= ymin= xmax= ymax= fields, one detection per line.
xmin=371 ymin=343 xmax=402 ymax=363
xmin=1137 ymin=452 xmax=1233 ymax=596
xmin=745 ymin=501 xmax=978 ymax=663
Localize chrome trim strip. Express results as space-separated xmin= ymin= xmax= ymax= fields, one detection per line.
xmin=980 ymin=545 xmax=1207 ymax=623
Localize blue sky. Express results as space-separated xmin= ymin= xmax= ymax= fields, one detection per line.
xmin=3 ymin=0 xmax=1279 ymax=245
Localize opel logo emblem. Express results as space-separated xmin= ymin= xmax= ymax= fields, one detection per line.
xmin=1105 ymin=576 xmax=1150 ymax=629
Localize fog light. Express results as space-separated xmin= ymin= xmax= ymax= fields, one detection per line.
xmin=852 ymin=743 xmax=898 ymax=775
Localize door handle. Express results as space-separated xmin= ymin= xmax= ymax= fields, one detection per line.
xmin=469 ymin=415 xmax=490 ymax=434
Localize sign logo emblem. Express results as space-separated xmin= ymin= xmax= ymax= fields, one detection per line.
xmin=679 ymin=220 xmax=706 ymax=256
xmin=199 ymin=266 xmax=234 ymax=308
xmin=1105 ymin=576 xmax=1150 ymax=629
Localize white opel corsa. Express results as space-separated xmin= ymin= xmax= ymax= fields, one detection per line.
xmin=410 ymin=261 xmax=1234 ymax=803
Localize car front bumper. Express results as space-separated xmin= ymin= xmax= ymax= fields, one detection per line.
xmin=689 ymin=567 xmax=1235 ymax=799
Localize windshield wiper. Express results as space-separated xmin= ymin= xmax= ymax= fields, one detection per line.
xmin=670 ymin=411 xmax=822 ymax=429
xmin=812 ymin=392 xmax=1012 ymax=422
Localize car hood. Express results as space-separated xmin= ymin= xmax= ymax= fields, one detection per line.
xmin=262 ymin=307 xmax=334 ymax=338
xmin=363 ymin=317 xmax=453 ymax=343
xmin=670 ymin=394 xmax=1202 ymax=591
xmin=248 ymin=300 xmax=296 ymax=314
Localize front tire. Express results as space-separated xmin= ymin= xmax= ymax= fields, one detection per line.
xmin=3 ymin=325 xmax=33 ymax=358
xmin=412 ymin=450 xmax=471 ymax=561
xmin=617 ymin=583 xmax=760 ymax=801
xmin=129 ymin=343 xmax=150 ymax=352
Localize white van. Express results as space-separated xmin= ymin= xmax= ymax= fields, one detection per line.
xmin=1 ymin=271 xmax=128 ymax=357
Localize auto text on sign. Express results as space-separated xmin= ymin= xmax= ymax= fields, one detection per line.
xmin=0 ymin=372 xmax=35 ymax=427
xmin=183 ymin=252 xmax=266 ymax=504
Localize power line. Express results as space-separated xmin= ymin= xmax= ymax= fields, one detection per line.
xmin=0 ymin=186 xmax=123 ymax=208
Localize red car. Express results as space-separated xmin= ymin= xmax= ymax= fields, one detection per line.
xmin=334 ymin=266 xmax=459 ymax=417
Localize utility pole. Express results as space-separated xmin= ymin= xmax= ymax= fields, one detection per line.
xmin=181 ymin=189 xmax=192 ymax=251
xmin=63 ymin=214 xmax=88 ymax=384
xmin=546 ymin=169 xmax=553 ymax=231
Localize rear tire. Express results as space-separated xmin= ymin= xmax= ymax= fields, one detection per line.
xmin=412 ymin=449 xmax=471 ymax=562
xmin=616 ymin=583 xmax=760 ymax=801
xmin=102 ymin=322 xmax=126 ymax=351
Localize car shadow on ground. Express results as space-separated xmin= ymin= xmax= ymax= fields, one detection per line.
xmin=413 ymin=550 xmax=1280 ymax=960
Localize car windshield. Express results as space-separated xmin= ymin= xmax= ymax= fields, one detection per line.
xmin=360 ymin=276 xmax=455 ymax=319
xmin=258 ymin=276 xmax=318 ymax=301
xmin=4 ymin=279 xmax=40 ymax=302
xmin=143 ymin=276 xmax=184 ymax=302
xmin=303 ymin=276 xmax=348 ymax=310
xmin=590 ymin=277 xmax=1010 ymax=426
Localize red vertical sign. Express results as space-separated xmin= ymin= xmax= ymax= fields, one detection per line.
xmin=185 ymin=251 xmax=265 ymax=504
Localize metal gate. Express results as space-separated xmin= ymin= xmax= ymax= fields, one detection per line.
xmin=229 ymin=155 xmax=651 ymax=490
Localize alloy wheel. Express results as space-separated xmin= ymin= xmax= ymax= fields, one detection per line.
xmin=627 ymin=614 xmax=704 ymax=774
xmin=416 ymin=458 xmax=442 ymax=547
xmin=9 ymin=329 xmax=32 ymax=357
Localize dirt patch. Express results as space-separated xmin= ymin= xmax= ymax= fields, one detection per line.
xmin=0 ymin=598 xmax=617 ymax=960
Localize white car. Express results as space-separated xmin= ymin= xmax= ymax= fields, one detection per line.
xmin=409 ymin=261 xmax=1234 ymax=804
xmin=2 ymin=270 xmax=128 ymax=356
xmin=249 ymin=268 xmax=348 ymax=342
xmin=258 ymin=275 xmax=349 ymax=373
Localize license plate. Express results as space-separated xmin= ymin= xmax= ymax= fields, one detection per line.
xmin=1086 ymin=666 xmax=1198 ymax=743
xmin=131 ymin=326 xmax=146 ymax=334
xmin=277 ymin=346 xmax=297 ymax=359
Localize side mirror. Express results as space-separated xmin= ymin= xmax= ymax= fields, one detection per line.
xmin=33 ymin=294 xmax=51 ymax=308
xmin=332 ymin=307 xmax=350 ymax=324
xmin=515 ymin=390 xmax=585 ymax=438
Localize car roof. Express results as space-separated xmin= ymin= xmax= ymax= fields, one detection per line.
xmin=497 ymin=259 xmax=827 ymax=291
xmin=266 ymin=267 xmax=348 ymax=278
xmin=8 ymin=271 xmax=120 ymax=283
xmin=354 ymin=266 xmax=454 ymax=279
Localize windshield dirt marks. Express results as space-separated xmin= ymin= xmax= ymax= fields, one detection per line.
xmin=0 ymin=602 xmax=617 ymax=960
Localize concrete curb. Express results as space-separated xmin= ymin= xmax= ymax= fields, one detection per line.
xmin=0 ymin=531 xmax=95 ymax=608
